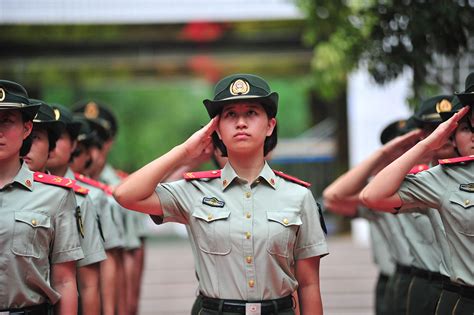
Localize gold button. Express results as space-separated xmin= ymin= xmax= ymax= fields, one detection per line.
xmin=245 ymin=232 xmax=251 ymax=239
xmin=283 ymin=218 xmax=289 ymax=225
xmin=223 ymin=180 xmax=228 ymax=186
xmin=212 ymin=171 xmax=218 ymax=174
xmin=245 ymin=192 xmax=251 ymax=198
xmin=31 ymin=219 xmax=37 ymax=226
xmin=248 ymin=279 xmax=255 ymax=288
xmin=37 ymin=174 xmax=44 ymax=178
xmin=270 ymin=178 xmax=275 ymax=185
xmin=246 ymin=212 xmax=251 ymax=219
xmin=207 ymin=214 xmax=213 ymax=220
xmin=246 ymin=256 xmax=252 ymax=264
xmin=255 ymin=179 xmax=260 ymax=184
xmin=465 ymin=200 xmax=471 ymax=206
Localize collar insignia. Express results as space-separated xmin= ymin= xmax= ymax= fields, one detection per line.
xmin=230 ymin=79 xmax=250 ymax=96
xmin=202 ymin=197 xmax=225 ymax=208
xmin=460 ymin=183 xmax=474 ymax=193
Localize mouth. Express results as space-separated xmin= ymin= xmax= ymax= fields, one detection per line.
xmin=234 ymin=132 xmax=250 ymax=139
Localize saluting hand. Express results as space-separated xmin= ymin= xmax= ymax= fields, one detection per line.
xmin=181 ymin=116 xmax=220 ymax=163
xmin=382 ymin=129 xmax=425 ymax=162
xmin=422 ymin=106 xmax=470 ymax=151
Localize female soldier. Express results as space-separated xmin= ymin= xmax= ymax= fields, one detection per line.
xmin=361 ymin=73 xmax=473 ymax=314
xmin=0 ymin=80 xmax=84 ymax=314
xmin=114 ymin=73 xmax=329 ymax=315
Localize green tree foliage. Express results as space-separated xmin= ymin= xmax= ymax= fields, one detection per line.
xmin=298 ymin=0 xmax=474 ymax=104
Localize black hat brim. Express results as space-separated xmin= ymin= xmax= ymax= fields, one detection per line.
xmin=0 ymin=103 xmax=40 ymax=121
xmin=203 ymin=92 xmax=278 ymax=118
xmin=454 ymin=92 xmax=474 ymax=106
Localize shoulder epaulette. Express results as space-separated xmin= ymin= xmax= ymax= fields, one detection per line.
xmin=115 ymin=169 xmax=129 ymax=179
xmin=74 ymin=172 xmax=108 ymax=191
xmin=273 ymin=170 xmax=311 ymax=188
xmin=73 ymin=184 xmax=89 ymax=195
xmin=184 ymin=170 xmax=221 ymax=180
xmin=438 ymin=155 xmax=474 ymax=165
xmin=408 ymin=164 xmax=430 ymax=174
xmin=34 ymin=172 xmax=75 ymax=189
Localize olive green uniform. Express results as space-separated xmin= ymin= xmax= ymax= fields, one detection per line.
xmin=0 ymin=163 xmax=84 ymax=310
xmin=398 ymin=160 xmax=474 ymax=314
xmin=153 ymin=162 xmax=328 ymax=310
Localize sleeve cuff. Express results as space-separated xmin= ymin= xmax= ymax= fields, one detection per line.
xmin=51 ymin=246 xmax=85 ymax=264
xmin=295 ymin=242 xmax=329 ymax=260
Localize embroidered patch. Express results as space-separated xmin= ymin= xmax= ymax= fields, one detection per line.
xmin=460 ymin=183 xmax=474 ymax=192
xmin=202 ymin=197 xmax=225 ymax=208
xmin=76 ymin=206 xmax=85 ymax=238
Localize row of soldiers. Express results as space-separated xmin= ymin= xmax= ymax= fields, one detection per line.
xmin=323 ymin=73 xmax=473 ymax=314
xmin=0 ymin=79 xmax=147 ymax=315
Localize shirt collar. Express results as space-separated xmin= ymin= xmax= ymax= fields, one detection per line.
xmin=64 ymin=168 xmax=75 ymax=180
xmin=12 ymin=162 xmax=34 ymax=191
xmin=220 ymin=161 xmax=277 ymax=191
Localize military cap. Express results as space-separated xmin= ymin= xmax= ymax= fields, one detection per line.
xmin=413 ymin=94 xmax=453 ymax=126
xmin=454 ymin=72 xmax=474 ymax=106
xmin=380 ymin=118 xmax=416 ymax=145
xmin=0 ymin=80 xmax=39 ymax=120
xmin=203 ymin=73 xmax=279 ymax=118
xmin=31 ymin=99 xmax=65 ymax=149
xmin=72 ymin=100 xmax=117 ymax=139
xmin=51 ymin=103 xmax=82 ymax=140
xmin=73 ymin=115 xmax=99 ymax=146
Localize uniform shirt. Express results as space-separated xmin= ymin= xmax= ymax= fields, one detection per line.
xmin=65 ymin=169 xmax=107 ymax=267
xmin=380 ymin=213 xmax=414 ymax=267
xmin=153 ymin=162 xmax=329 ymax=300
xmin=100 ymin=163 xmax=142 ymax=250
xmin=0 ymin=163 xmax=84 ymax=309
xmin=398 ymin=161 xmax=473 ymax=286
xmin=74 ymin=176 xmax=125 ymax=250
xmin=398 ymin=210 xmax=444 ymax=273
xmin=358 ymin=207 xmax=396 ymax=276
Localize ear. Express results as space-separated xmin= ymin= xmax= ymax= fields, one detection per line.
xmin=71 ymin=140 xmax=78 ymax=154
xmin=23 ymin=121 xmax=33 ymax=139
xmin=266 ymin=118 xmax=276 ymax=137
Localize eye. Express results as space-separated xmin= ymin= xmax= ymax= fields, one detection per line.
xmin=247 ymin=110 xmax=257 ymax=116
xmin=224 ymin=110 xmax=236 ymax=118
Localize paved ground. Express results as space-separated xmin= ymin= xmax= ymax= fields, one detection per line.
xmin=138 ymin=233 xmax=377 ymax=315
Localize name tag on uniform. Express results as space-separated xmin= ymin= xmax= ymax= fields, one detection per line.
xmin=246 ymin=303 xmax=261 ymax=315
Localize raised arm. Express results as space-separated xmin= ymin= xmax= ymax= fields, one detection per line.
xmin=113 ymin=117 xmax=219 ymax=215
xmin=360 ymin=106 xmax=470 ymax=211
xmin=323 ymin=129 xmax=422 ymax=216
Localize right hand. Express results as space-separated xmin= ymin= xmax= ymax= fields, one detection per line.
xmin=421 ymin=106 xmax=470 ymax=151
xmin=180 ymin=116 xmax=219 ymax=163
xmin=382 ymin=129 xmax=425 ymax=162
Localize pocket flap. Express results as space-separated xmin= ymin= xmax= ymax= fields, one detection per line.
xmin=267 ymin=210 xmax=302 ymax=227
xmin=192 ymin=207 xmax=231 ymax=223
xmin=449 ymin=191 xmax=474 ymax=209
xmin=14 ymin=212 xmax=50 ymax=228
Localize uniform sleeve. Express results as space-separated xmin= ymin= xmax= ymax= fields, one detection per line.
xmin=76 ymin=195 xmax=107 ymax=267
xmin=98 ymin=193 xmax=124 ymax=250
xmin=397 ymin=167 xmax=446 ymax=212
xmin=294 ymin=190 xmax=329 ymax=260
xmin=51 ymin=190 xmax=85 ymax=264
xmin=152 ymin=180 xmax=194 ymax=225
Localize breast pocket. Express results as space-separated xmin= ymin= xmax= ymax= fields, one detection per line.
xmin=11 ymin=211 xmax=51 ymax=258
xmin=448 ymin=191 xmax=474 ymax=236
xmin=266 ymin=210 xmax=302 ymax=258
xmin=191 ymin=206 xmax=232 ymax=255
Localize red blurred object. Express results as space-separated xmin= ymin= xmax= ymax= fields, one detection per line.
xmin=188 ymin=55 xmax=221 ymax=83
xmin=181 ymin=21 xmax=225 ymax=42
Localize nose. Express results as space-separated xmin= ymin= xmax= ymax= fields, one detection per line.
xmin=236 ymin=114 xmax=248 ymax=129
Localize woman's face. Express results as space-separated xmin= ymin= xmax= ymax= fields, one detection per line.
xmin=70 ymin=143 xmax=92 ymax=174
xmin=24 ymin=127 xmax=49 ymax=172
xmin=454 ymin=110 xmax=474 ymax=157
xmin=217 ymin=102 xmax=276 ymax=156
xmin=0 ymin=110 xmax=32 ymax=161
xmin=47 ymin=130 xmax=75 ymax=169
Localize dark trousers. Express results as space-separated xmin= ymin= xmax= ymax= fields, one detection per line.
xmin=191 ymin=295 xmax=203 ymax=315
xmin=452 ymin=296 xmax=474 ymax=315
xmin=436 ymin=289 xmax=460 ymax=315
xmin=406 ymin=275 xmax=443 ymax=315
xmin=382 ymin=274 xmax=397 ymax=315
xmin=375 ymin=273 xmax=390 ymax=315
xmin=391 ymin=267 xmax=413 ymax=315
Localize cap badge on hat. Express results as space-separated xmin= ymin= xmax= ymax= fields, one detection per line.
xmin=436 ymin=99 xmax=452 ymax=113
xmin=54 ymin=108 xmax=61 ymax=120
xmin=398 ymin=120 xmax=406 ymax=129
xmin=0 ymin=88 xmax=5 ymax=102
xmin=230 ymin=79 xmax=250 ymax=96
xmin=84 ymin=102 xmax=99 ymax=119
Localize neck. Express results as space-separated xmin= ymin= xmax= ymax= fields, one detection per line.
xmin=227 ymin=150 xmax=266 ymax=183
xmin=48 ymin=164 xmax=69 ymax=177
xmin=0 ymin=155 xmax=22 ymax=188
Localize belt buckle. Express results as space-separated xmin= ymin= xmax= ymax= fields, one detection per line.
xmin=245 ymin=303 xmax=261 ymax=315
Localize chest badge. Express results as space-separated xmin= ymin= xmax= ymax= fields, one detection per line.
xmin=202 ymin=197 xmax=225 ymax=208
xmin=459 ymin=183 xmax=474 ymax=193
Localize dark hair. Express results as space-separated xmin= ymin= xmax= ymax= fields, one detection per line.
xmin=19 ymin=111 xmax=33 ymax=157
xmin=212 ymin=123 xmax=278 ymax=157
